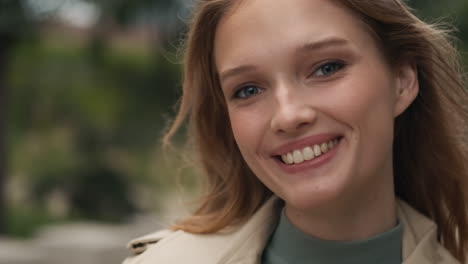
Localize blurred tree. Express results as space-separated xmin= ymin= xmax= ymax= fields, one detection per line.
xmin=7 ymin=0 xmax=185 ymax=226
xmin=0 ymin=0 xmax=34 ymax=234
xmin=88 ymin=0 xmax=184 ymax=58
xmin=409 ymin=0 xmax=464 ymax=19
xmin=454 ymin=2 xmax=468 ymax=58
xmin=410 ymin=0 xmax=468 ymax=51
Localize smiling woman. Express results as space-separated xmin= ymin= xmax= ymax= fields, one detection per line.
xmin=123 ymin=0 xmax=468 ymax=263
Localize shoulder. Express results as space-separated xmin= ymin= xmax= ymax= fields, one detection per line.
xmin=122 ymin=229 xmax=189 ymax=264
xmin=122 ymin=227 xmax=262 ymax=264
xmin=397 ymin=199 xmax=460 ymax=264
xmin=126 ymin=229 xmax=176 ymax=256
xmin=122 ymin=196 xmax=282 ymax=264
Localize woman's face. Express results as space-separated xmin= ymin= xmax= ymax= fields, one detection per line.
xmin=214 ymin=0 xmax=417 ymax=211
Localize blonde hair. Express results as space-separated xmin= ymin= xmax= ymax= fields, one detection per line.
xmin=164 ymin=0 xmax=468 ymax=261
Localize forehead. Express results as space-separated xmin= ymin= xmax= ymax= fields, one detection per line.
xmin=214 ymin=0 xmax=379 ymax=71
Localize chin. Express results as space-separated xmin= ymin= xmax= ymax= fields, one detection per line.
xmin=280 ymin=183 xmax=346 ymax=212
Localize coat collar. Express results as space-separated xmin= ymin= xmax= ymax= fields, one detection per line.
xmin=126 ymin=196 xmax=459 ymax=264
xmin=397 ymin=200 xmax=459 ymax=263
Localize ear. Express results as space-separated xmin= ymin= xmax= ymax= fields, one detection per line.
xmin=393 ymin=63 xmax=419 ymax=117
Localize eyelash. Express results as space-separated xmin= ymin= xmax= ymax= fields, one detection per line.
xmin=232 ymin=84 xmax=264 ymax=100
xmin=312 ymin=60 xmax=346 ymax=77
xmin=232 ymin=60 xmax=347 ymax=100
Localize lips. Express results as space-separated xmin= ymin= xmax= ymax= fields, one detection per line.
xmin=271 ymin=135 xmax=343 ymax=174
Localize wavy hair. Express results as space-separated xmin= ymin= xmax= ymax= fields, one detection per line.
xmin=163 ymin=0 xmax=468 ymax=261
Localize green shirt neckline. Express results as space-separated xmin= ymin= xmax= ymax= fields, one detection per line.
xmin=262 ymin=208 xmax=403 ymax=264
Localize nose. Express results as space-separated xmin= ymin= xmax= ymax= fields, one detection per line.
xmin=270 ymin=84 xmax=317 ymax=134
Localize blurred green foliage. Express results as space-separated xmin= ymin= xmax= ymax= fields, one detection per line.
xmin=8 ymin=36 xmax=182 ymax=222
xmin=6 ymin=204 xmax=64 ymax=238
xmin=410 ymin=0 xmax=468 ymax=63
xmin=3 ymin=0 xmax=186 ymax=237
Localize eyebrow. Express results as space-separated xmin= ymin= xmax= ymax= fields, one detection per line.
xmin=219 ymin=65 xmax=258 ymax=83
xmin=295 ymin=37 xmax=350 ymax=56
xmin=218 ymin=37 xmax=351 ymax=83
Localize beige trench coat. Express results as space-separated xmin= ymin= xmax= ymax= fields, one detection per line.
xmin=123 ymin=197 xmax=460 ymax=264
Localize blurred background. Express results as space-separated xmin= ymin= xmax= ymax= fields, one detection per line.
xmin=0 ymin=0 xmax=467 ymax=263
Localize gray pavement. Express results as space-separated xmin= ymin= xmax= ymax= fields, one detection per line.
xmin=0 ymin=214 xmax=162 ymax=264
xmin=0 ymin=194 xmax=192 ymax=264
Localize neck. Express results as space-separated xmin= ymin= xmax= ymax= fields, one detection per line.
xmin=285 ymin=177 xmax=397 ymax=241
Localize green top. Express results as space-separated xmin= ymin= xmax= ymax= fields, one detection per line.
xmin=262 ymin=209 xmax=402 ymax=264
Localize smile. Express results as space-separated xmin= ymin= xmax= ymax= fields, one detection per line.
xmin=279 ymin=138 xmax=341 ymax=165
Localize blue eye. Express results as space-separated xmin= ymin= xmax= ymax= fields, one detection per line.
xmin=314 ymin=61 xmax=345 ymax=77
xmin=234 ymin=85 xmax=262 ymax=99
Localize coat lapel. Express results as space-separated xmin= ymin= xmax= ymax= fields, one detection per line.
xmin=398 ymin=200 xmax=459 ymax=264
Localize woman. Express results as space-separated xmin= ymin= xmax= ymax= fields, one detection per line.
xmin=124 ymin=0 xmax=468 ymax=263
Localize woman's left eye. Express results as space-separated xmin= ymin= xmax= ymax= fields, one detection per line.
xmin=233 ymin=85 xmax=263 ymax=99
xmin=313 ymin=61 xmax=346 ymax=77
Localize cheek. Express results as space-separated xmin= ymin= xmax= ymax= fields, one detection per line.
xmin=330 ymin=64 xmax=397 ymax=132
xmin=334 ymin=72 xmax=397 ymax=170
xmin=229 ymin=107 xmax=269 ymax=156
xmin=340 ymin=87 xmax=394 ymax=128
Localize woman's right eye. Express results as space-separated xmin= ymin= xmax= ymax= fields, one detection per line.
xmin=234 ymin=85 xmax=263 ymax=99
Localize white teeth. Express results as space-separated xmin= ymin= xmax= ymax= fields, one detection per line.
xmin=280 ymin=138 xmax=340 ymax=165
xmin=321 ymin=142 xmax=328 ymax=153
xmin=303 ymin=146 xmax=314 ymax=161
xmin=313 ymin=144 xmax=321 ymax=156
xmin=282 ymin=153 xmax=295 ymax=165
xmin=293 ymin=150 xmax=304 ymax=164
xmin=286 ymin=153 xmax=294 ymax=165
xmin=281 ymin=154 xmax=287 ymax=163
